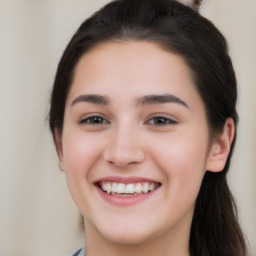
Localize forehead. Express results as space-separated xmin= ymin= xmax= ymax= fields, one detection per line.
xmin=69 ymin=41 xmax=196 ymax=95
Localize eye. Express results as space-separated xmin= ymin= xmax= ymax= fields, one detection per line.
xmin=146 ymin=116 xmax=177 ymax=125
xmin=79 ymin=115 xmax=109 ymax=125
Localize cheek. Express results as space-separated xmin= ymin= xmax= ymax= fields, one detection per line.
xmin=61 ymin=130 xmax=106 ymax=212
xmin=149 ymin=131 xmax=209 ymax=196
xmin=62 ymin=130 xmax=104 ymax=178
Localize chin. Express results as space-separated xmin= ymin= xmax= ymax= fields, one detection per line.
xmin=101 ymin=229 xmax=154 ymax=245
xmin=93 ymin=218 xmax=166 ymax=246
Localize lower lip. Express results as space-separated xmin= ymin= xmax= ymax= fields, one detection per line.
xmin=95 ymin=185 xmax=160 ymax=207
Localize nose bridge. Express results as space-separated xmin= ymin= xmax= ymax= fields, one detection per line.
xmin=103 ymin=120 xmax=145 ymax=167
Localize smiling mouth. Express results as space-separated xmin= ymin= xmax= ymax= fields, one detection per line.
xmin=96 ymin=181 xmax=161 ymax=197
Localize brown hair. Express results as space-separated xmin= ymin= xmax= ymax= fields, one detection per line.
xmin=49 ymin=0 xmax=247 ymax=255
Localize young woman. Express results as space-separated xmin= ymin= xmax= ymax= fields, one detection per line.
xmin=49 ymin=0 xmax=247 ymax=255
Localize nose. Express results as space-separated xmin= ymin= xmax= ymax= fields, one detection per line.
xmin=103 ymin=123 xmax=145 ymax=168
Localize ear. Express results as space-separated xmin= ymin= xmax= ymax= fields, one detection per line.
xmin=54 ymin=128 xmax=64 ymax=171
xmin=206 ymin=118 xmax=235 ymax=173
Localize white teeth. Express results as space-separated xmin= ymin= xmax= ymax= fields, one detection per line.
xmin=125 ymin=184 xmax=135 ymax=193
xmin=142 ymin=182 xmax=149 ymax=193
xmin=101 ymin=182 xmax=110 ymax=193
xmin=112 ymin=182 xmax=118 ymax=193
xmin=116 ymin=183 xmax=125 ymax=193
xmin=149 ymin=183 xmax=155 ymax=191
xmin=100 ymin=181 xmax=159 ymax=196
xmin=106 ymin=182 xmax=111 ymax=194
xmin=134 ymin=183 xmax=142 ymax=193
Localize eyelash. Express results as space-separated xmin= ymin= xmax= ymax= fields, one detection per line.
xmin=79 ymin=115 xmax=177 ymax=126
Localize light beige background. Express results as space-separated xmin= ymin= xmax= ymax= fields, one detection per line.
xmin=0 ymin=0 xmax=255 ymax=255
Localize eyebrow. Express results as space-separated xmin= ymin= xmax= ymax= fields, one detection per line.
xmin=71 ymin=93 xmax=188 ymax=108
xmin=71 ymin=94 xmax=109 ymax=106
xmin=136 ymin=94 xmax=189 ymax=108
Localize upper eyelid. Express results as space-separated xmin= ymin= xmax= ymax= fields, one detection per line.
xmin=145 ymin=113 xmax=178 ymax=121
xmin=80 ymin=112 xmax=108 ymax=119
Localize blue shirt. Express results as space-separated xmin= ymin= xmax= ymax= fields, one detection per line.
xmin=71 ymin=247 xmax=85 ymax=256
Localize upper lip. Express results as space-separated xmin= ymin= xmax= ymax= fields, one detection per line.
xmin=94 ymin=176 xmax=161 ymax=184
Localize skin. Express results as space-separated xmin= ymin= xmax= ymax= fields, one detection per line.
xmin=56 ymin=41 xmax=234 ymax=256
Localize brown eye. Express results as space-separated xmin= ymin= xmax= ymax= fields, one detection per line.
xmin=147 ymin=117 xmax=177 ymax=125
xmin=80 ymin=116 xmax=109 ymax=125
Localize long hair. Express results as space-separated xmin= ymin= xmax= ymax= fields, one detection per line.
xmin=49 ymin=0 xmax=247 ymax=255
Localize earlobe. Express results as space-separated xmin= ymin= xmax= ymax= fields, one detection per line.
xmin=54 ymin=128 xmax=64 ymax=170
xmin=206 ymin=118 xmax=235 ymax=173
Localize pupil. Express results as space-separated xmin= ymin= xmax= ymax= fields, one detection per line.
xmin=93 ymin=117 xmax=101 ymax=123
xmin=156 ymin=118 xmax=165 ymax=124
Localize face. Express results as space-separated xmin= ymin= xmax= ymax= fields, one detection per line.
xmin=58 ymin=41 xmax=214 ymax=245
